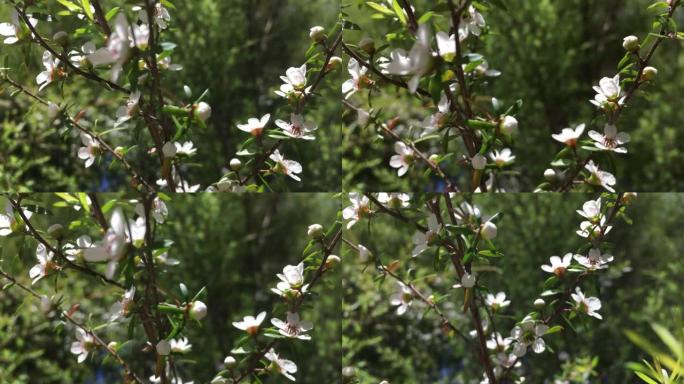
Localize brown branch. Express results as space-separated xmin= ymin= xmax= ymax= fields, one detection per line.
xmin=0 ymin=270 xmax=143 ymax=383
xmin=8 ymin=197 xmax=125 ymax=289
xmin=91 ymin=0 xmax=112 ymax=35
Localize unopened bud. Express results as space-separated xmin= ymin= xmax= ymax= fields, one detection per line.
xmin=162 ymin=142 xmax=177 ymax=158
xmin=307 ymin=224 xmax=325 ymax=239
xmin=500 ymin=115 xmax=518 ymax=136
xmin=622 ymin=35 xmax=639 ymax=52
xmin=543 ymin=168 xmax=556 ymax=181
xmin=642 ymin=66 xmax=658 ymax=81
xmin=429 ymin=154 xmax=440 ymax=163
xmin=471 ymin=154 xmax=487 ymax=170
xmin=309 ymin=26 xmax=325 ymax=42
xmin=342 ymin=366 xmax=356 ymax=378
xmin=621 ymin=192 xmax=638 ymax=205
xmin=224 ymin=355 xmax=237 ymax=368
xmin=114 ymin=146 xmax=125 ymax=156
xmin=534 ymin=298 xmax=546 ymax=308
xmin=358 ymin=37 xmax=375 ymax=54
xmin=156 ymin=340 xmax=171 ymax=356
xmin=53 ymin=31 xmax=69 ymax=47
xmin=229 ymin=158 xmax=242 ymax=171
xmin=190 ymin=300 xmax=207 ymax=321
xmin=47 ymin=224 xmax=64 ymax=239
xmin=327 ymin=56 xmax=342 ymax=71
xmin=194 ymin=102 xmax=212 ymax=122
xmin=325 ymin=254 xmax=341 ymax=269
xmin=480 ymin=221 xmax=497 ymax=240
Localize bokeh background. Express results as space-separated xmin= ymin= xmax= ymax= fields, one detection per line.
xmin=0 ymin=0 xmax=341 ymax=191
xmin=0 ymin=193 xmax=341 ymax=383
xmin=341 ymin=0 xmax=684 ymax=191
xmin=342 ymin=193 xmax=684 ymax=383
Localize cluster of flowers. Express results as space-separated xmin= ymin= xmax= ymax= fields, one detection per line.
xmin=342 ymin=192 xmax=634 ymax=384
xmin=341 ymin=2 xmax=520 ymax=191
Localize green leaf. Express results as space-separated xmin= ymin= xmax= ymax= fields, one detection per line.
xmin=77 ymin=193 xmax=91 ymax=214
xmin=366 ymin=1 xmax=395 ymax=16
xmin=391 ymin=0 xmax=407 ymax=25
xmin=105 ymin=7 xmax=120 ymax=21
xmin=634 ymin=371 xmax=658 ymax=384
xmin=80 ymin=0 xmax=94 ymax=21
xmin=57 ymin=0 xmax=81 ymax=11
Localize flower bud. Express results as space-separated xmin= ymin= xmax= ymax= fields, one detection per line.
xmin=327 ymin=56 xmax=342 ymax=71
xmin=224 ymin=355 xmax=237 ymax=368
xmin=621 ymin=192 xmax=638 ymax=205
xmin=47 ymin=224 xmax=64 ymax=240
xmin=358 ymin=244 xmax=370 ymax=262
xmin=358 ymin=37 xmax=375 ymax=54
xmin=500 ymin=115 xmax=518 ymax=136
xmin=622 ymin=35 xmax=639 ymax=52
xmin=307 ymin=224 xmax=325 ymax=239
xmin=543 ymin=168 xmax=556 ymax=182
xmin=325 ymin=254 xmax=341 ymax=269
xmin=480 ymin=221 xmax=497 ymax=240
xmin=461 ymin=272 xmax=476 ymax=288
xmin=309 ymin=26 xmax=325 ymax=42
xmin=428 ymin=154 xmax=440 ymax=163
xmin=114 ymin=146 xmax=125 ymax=156
xmin=210 ymin=377 xmax=229 ymax=384
xmin=47 ymin=102 xmax=60 ymax=120
xmin=342 ymin=366 xmax=356 ymax=378
xmin=229 ymin=158 xmax=242 ymax=171
xmin=471 ymin=154 xmax=487 ymax=170
xmin=357 ymin=109 xmax=370 ymax=126
xmin=162 ymin=142 xmax=177 ymax=158
xmin=156 ymin=340 xmax=171 ymax=356
xmin=53 ymin=31 xmax=69 ymax=47
xmin=534 ymin=298 xmax=545 ymax=308
xmin=107 ymin=341 xmax=119 ymax=351
xmin=190 ymin=300 xmax=207 ymax=321
xmin=194 ymin=102 xmax=212 ymax=122
xmin=40 ymin=295 xmax=52 ymax=313
xmin=642 ymin=66 xmax=658 ymax=81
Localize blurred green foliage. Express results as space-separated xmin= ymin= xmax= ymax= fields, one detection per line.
xmin=0 ymin=0 xmax=341 ymax=192
xmin=0 ymin=193 xmax=340 ymax=383
xmin=342 ymin=0 xmax=684 ymax=191
xmin=342 ymin=193 xmax=684 ymax=383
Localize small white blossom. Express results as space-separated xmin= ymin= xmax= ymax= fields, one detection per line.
xmin=411 ymin=214 xmax=440 ymax=257
xmin=109 ymin=286 xmax=136 ymax=322
xmin=0 ymin=10 xmax=38 ymax=45
xmin=489 ymin=149 xmax=515 ymax=167
xmin=36 ymin=51 xmax=61 ymax=92
xmin=590 ymin=74 xmax=625 ymax=110
xmin=265 ymin=349 xmax=297 ymax=381
xmin=29 ymin=244 xmax=56 ymax=284
xmin=169 ymin=337 xmax=192 ymax=353
xmin=70 ymin=328 xmax=95 ymax=363
xmin=175 ymin=141 xmax=197 ymax=157
xmin=0 ymin=202 xmax=32 ymax=236
xmin=376 ymin=193 xmax=410 ymax=209
xmin=275 ymin=64 xmax=310 ymax=99
xmin=422 ymin=94 xmax=450 ymax=136
xmin=341 ymin=58 xmax=369 ymax=99
xmin=571 ymin=287 xmax=602 ymax=319
xmin=233 ymin=311 xmax=267 ymax=336
xmin=584 ymin=161 xmax=616 ymax=192
xmin=552 ymin=124 xmax=585 ymax=147
xmin=389 ymin=141 xmax=415 ymax=177
xmin=485 ymin=292 xmax=510 ymax=311
xmin=275 ymin=114 xmax=317 ymax=140
xmin=574 ymin=248 xmax=613 ymax=270
xmin=342 ymin=193 xmax=372 ymax=229
xmin=115 ymin=91 xmax=141 ymax=126
xmin=271 ymin=263 xmax=308 ymax=297
xmin=588 ymin=124 xmax=630 ymax=153
xmin=270 ymin=150 xmax=302 ymax=182
xmin=237 ymin=114 xmax=270 ymax=137
xmin=271 ymin=312 xmax=313 ymax=340
xmin=541 ymin=254 xmax=573 ymax=277
xmin=78 ymin=133 xmax=101 ymax=168
xmin=385 ymin=24 xmax=432 ymax=93
xmin=389 ymin=282 xmax=413 ymax=315
xmin=511 ymin=318 xmax=548 ymax=357
xmin=87 ymin=14 xmax=132 ymax=81
xmin=486 ymin=332 xmax=513 ymax=351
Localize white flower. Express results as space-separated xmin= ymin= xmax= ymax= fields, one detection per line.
xmin=486 ymin=332 xmax=513 ymax=351
xmin=574 ymin=248 xmax=614 ymax=270
xmin=63 ymin=235 xmax=93 ymax=261
xmin=0 ymin=10 xmax=38 ymax=45
xmin=471 ymin=154 xmax=487 ymax=170
xmin=590 ymin=74 xmax=625 ymax=110
xmin=485 ymin=292 xmax=510 ymax=311
xmin=552 ymin=124 xmax=585 ymax=147
xmin=341 ymin=58 xmax=369 ymax=99
xmin=129 ymin=217 xmax=146 ymax=248
xmin=175 ymin=141 xmax=197 ymax=157
xmin=71 ymin=328 xmax=95 ymax=363
xmin=29 ymin=244 xmax=56 ymax=284
xmin=190 ymin=301 xmax=207 ymax=321
xmin=265 ymin=349 xmax=297 ymax=381
xmin=588 ymin=124 xmax=630 ymax=153
xmin=275 ymin=64 xmax=310 ymax=98
xmin=571 ymin=287 xmax=602 ymax=319
xmin=489 ymin=149 xmax=515 ymax=167
xmin=461 ymin=272 xmax=476 ymax=288
xmin=68 ymin=42 xmax=96 ymax=68
xmin=385 ymin=24 xmax=432 ymax=93
xmin=109 ymin=286 xmax=136 ymax=322
xmin=271 ymin=312 xmax=313 ymax=340
xmin=436 ymin=32 xmax=457 ymax=61
xmin=237 ymin=114 xmax=270 ymax=137
xmin=270 ymin=149 xmax=302 ymax=182
xmin=87 ymin=14 xmax=132 ymax=81
xmin=134 ymin=197 xmax=168 ymax=224
xmin=541 ymin=254 xmax=573 ymax=277
xmin=0 ymin=202 xmax=32 ymax=236
xmin=461 ymin=5 xmax=486 ymax=38
xmin=36 ymin=51 xmax=61 ymax=92
xmin=584 ymin=161 xmax=616 ymax=192
xmin=576 ymin=216 xmax=612 ymax=238
xmin=271 ymin=263 xmax=309 ymax=297
xmin=78 ymin=133 xmax=101 ymax=168
xmin=389 ymin=141 xmax=415 ymax=177
xmin=376 ymin=193 xmax=410 ymax=209
xmin=342 ymin=193 xmax=372 ymax=229
xmin=83 ymin=208 xmax=130 ymax=278
xmin=576 ymin=197 xmax=602 ymax=221
xmin=169 ymin=337 xmax=192 ymax=353
xmin=411 ymin=214 xmax=440 ymax=257
xmin=389 ymin=283 xmax=413 ymax=315
xmin=511 ymin=318 xmax=548 ymax=357
xmin=422 ymin=94 xmax=450 ymax=136
xmin=115 ymin=91 xmax=141 ymax=126
xmin=233 ymin=311 xmax=267 ymax=336
xmin=275 ymin=114 xmax=318 ymax=140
